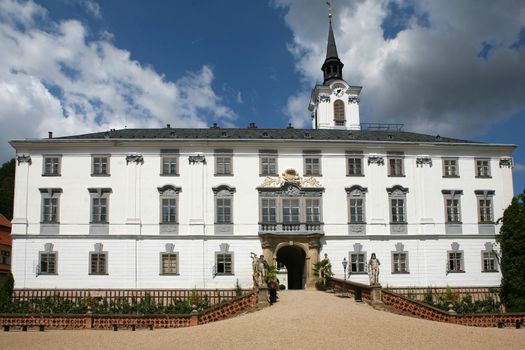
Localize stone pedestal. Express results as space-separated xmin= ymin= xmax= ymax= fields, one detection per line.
xmin=369 ymin=285 xmax=384 ymax=309
xmin=257 ymin=287 xmax=269 ymax=308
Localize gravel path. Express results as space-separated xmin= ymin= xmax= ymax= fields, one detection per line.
xmin=1 ymin=290 xmax=524 ymax=350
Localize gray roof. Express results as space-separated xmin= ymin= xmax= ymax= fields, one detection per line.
xmin=55 ymin=127 xmax=477 ymax=144
xmin=326 ymin=19 xmax=339 ymax=59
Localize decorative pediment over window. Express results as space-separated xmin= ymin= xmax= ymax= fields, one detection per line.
xmin=94 ymin=243 xmax=104 ymax=253
xmin=386 ymin=185 xmax=409 ymax=196
xmin=165 ymin=243 xmax=175 ymax=253
xmin=394 ymin=243 xmax=405 ymax=252
xmin=44 ymin=243 xmax=54 ymax=253
xmin=353 ymin=243 xmax=363 ymax=253
xmin=258 ymin=169 xmax=323 ymax=190
xmin=451 ymin=242 xmax=460 ymax=252
xmin=157 ymin=185 xmax=182 ymax=195
xmin=212 ymin=185 xmax=236 ymax=195
xmin=416 ymin=155 xmax=433 ymax=167
xmin=345 ymin=185 xmax=368 ymax=197
xmin=219 ymin=243 xmax=230 ymax=253
xmin=484 ymin=242 xmax=494 ymax=251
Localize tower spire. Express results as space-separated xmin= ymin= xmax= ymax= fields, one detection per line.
xmin=322 ymin=1 xmax=344 ymax=84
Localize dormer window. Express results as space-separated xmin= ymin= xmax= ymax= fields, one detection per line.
xmin=333 ymin=99 xmax=345 ymax=126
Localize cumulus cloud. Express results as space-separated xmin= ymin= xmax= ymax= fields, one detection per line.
xmin=0 ymin=0 xmax=236 ymax=160
xmin=275 ymin=0 xmax=525 ymax=135
xmin=83 ymin=0 xmax=101 ymax=19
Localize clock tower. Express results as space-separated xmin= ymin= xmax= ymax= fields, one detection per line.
xmin=308 ymin=4 xmax=362 ymax=130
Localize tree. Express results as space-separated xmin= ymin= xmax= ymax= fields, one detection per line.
xmin=0 ymin=158 xmax=15 ymax=219
xmin=497 ymin=189 xmax=525 ymax=312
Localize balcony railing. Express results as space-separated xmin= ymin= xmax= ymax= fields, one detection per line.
xmin=259 ymin=222 xmax=323 ymax=234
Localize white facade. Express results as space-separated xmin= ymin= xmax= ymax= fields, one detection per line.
xmin=9 ymin=137 xmax=515 ymax=289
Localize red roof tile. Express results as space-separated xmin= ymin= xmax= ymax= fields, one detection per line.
xmin=0 ymin=231 xmax=11 ymax=246
xmin=0 ymin=214 xmax=10 ymax=229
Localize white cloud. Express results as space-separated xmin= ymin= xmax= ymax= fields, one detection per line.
xmin=83 ymin=0 xmax=101 ymax=19
xmin=275 ymin=0 xmax=525 ymax=137
xmin=0 ymin=0 xmax=236 ymax=161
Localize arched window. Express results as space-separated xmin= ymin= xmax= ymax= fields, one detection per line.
xmin=333 ymin=99 xmax=345 ymax=125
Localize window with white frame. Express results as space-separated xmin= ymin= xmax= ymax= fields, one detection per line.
xmin=442 ymin=158 xmax=459 ymax=177
xmin=349 ymin=243 xmax=366 ymax=273
xmin=215 ymin=149 xmax=233 ymax=176
xmin=282 ymin=198 xmax=300 ymax=223
xmin=43 ymin=155 xmax=61 ymax=176
xmin=39 ymin=188 xmax=62 ymax=223
xmin=305 ymin=199 xmax=321 ymax=223
xmin=391 ymin=243 xmax=409 ymax=273
xmin=160 ymin=243 xmax=179 ymax=275
xmin=215 ymin=243 xmax=233 ymax=275
xmin=387 ymin=152 xmax=404 ymax=177
xmin=261 ymin=198 xmax=277 ymax=223
xmin=442 ymin=190 xmax=463 ymax=224
xmin=259 ymin=150 xmax=278 ymax=176
xmin=303 ymin=151 xmax=321 ymax=176
xmin=476 ymin=190 xmax=495 ymax=223
xmin=39 ymin=243 xmax=57 ymax=275
xmin=346 ymin=151 xmax=363 ymax=176
xmin=213 ymin=185 xmax=235 ymax=226
xmin=475 ymin=158 xmax=491 ymax=177
xmin=161 ymin=149 xmax=179 ymax=176
xmin=481 ymin=242 xmax=498 ymax=272
xmin=89 ymin=243 xmax=107 ymax=275
xmin=387 ymin=186 xmax=408 ymax=224
xmin=158 ymin=185 xmax=181 ymax=224
xmin=447 ymin=242 xmax=464 ymax=273
xmin=92 ymin=155 xmax=110 ymax=176
xmin=346 ymin=185 xmax=367 ymax=224
xmin=88 ymin=188 xmax=112 ymax=224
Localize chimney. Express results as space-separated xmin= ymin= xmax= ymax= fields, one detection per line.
xmin=48 ymin=131 xmax=53 ymax=139
xmin=166 ymin=124 xmax=171 ymax=128
xmin=248 ymin=122 xmax=257 ymax=129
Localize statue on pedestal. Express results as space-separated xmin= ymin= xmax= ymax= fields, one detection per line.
xmin=250 ymin=252 xmax=269 ymax=288
xmin=368 ymin=253 xmax=381 ymax=286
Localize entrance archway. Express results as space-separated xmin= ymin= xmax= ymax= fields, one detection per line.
xmin=276 ymin=245 xmax=306 ymax=289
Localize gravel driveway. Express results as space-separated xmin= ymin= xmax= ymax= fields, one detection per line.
xmin=1 ymin=290 xmax=524 ymax=350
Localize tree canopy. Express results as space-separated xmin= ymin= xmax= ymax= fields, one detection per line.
xmin=0 ymin=159 xmax=15 ymax=219
xmin=497 ymin=189 xmax=525 ymax=312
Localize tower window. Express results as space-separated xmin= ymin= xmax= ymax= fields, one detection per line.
xmin=333 ymin=99 xmax=345 ymax=125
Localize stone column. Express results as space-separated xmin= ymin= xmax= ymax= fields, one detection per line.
xmin=307 ymin=239 xmax=321 ymax=289
xmin=125 ymin=154 xmax=143 ymax=235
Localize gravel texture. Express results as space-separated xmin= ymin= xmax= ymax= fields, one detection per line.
xmin=1 ymin=290 xmax=524 ymax=350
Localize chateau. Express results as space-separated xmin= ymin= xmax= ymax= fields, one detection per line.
xmin=9 ymin=14 xmax=515 ymax=290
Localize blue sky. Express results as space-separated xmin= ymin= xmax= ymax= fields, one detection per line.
xmin=0 ymin=0 xmax=524 ymax=193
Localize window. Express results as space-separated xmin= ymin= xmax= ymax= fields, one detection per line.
xmin=161 ymin=149 xmax=179 ymax=176
xmin=476 ymin=190 xmax=495 ymax=224
xmin=39 ymin=252 xmax=57 ymax=274
xmin=304 ymin=151 xmax=321 ymax=176
xmin=43 ymin=156 xmax=61 ymax=176
xmin=158 ymin=185 xmax=181 ymax=233
xmin=260 ymin=150 xmax=278 ymax=176
xmin=0 ymin=250 xmax=10 ymax=265
xmin=392 ymin=243 xmax=408 ymax=273
xmin=39 ymin=188 xmax=62 ymax=224
xmin=387 ymin=152 xmax=404 ymax=177
xmin=162 ymin=198 xmax=177 ymax=223
xmin=215 ymin=243 xmax=233 ymax=275
xmin=348 ymin=243 xmax=366 ymax=273
xmin=92 ymin=197 xmax=108 ymax=223
xmin=447 ymin=242 xmax=464 ymax=273
xmin=216 ymin=198 xmax=232 ymax=224
xmin=89 ymin=243 xmax=107 ymax=275
xmin=305 ymin=199 xmax=320 ymax=223
xmin=39 ymin=243 xmax=57 ymax=275
xmin=261 ymin=199 xmax=276 ymax=223
xmin=387 ymin=186 xmax=408 ymax=233
xmin=443 ymin=158 xmax=459 ymax=177
xmin=442 ymin=190 xmax=463 ymax=231
xmin=346 ymin=151 xmax=363 ymax=176
xmin=390 ymin=199 xmax=405 ymax=223
xmin=213 ymin=185 xmax=235 ymax=234
xmin=333 ymin=99 xmax=345 ymax=126
xmin=475 ymin=158 xmax=491 ymax=177
xmin=88 ymin=188 xmax=112 ymax=231
xmin=482 ymin=251 xmax=498 ymax=272
xmin=446 ymin=199 xmax=461 ymax=223
xmin=215 ymin=149 xmax=233 ymax=175
xmin=282 ymin=199 xmax=300 ymax=223
xmin=161 ymin=253 xmax=178 ymax=274
xmin=346 ymin=185 xmax=367 ymax=225
xmin=92 ymin=155 xmax=110 ymax=176
xmin=447 ymin=252 xmax=463 ymax=272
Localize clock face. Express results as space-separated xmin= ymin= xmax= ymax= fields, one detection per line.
xmin=334 ymin=88 xmax=344 ymax=97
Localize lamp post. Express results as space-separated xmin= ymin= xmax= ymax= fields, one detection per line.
xmin=341 ymin=258 xmax=349 ymax=297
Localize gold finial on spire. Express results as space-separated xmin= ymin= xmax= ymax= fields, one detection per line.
xmin=326 ymin=1 xmax=332 ymax=20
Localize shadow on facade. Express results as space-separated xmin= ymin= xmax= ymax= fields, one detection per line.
xmin=277 ymin=245 xmax=306 ymax=289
